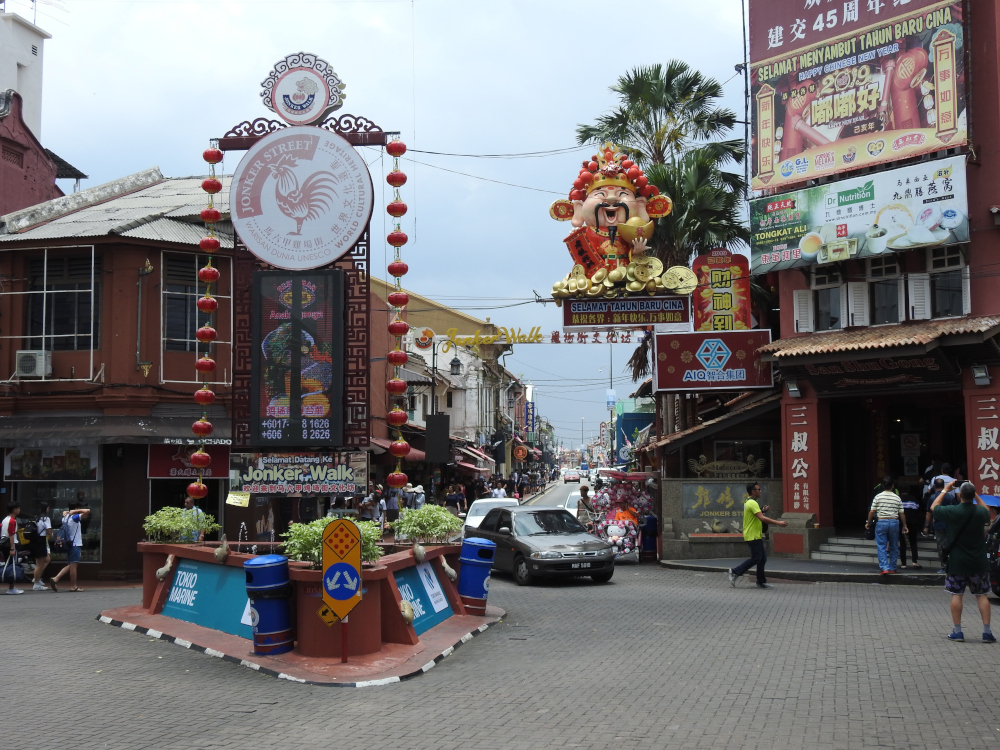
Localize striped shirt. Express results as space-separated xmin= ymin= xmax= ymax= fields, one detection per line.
xmin=870 ymin=491 xmax=903 ymax=518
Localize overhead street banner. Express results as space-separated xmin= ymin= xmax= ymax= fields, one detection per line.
xmin=562 ymin=294 xmax=690 ymax=332
xmin=750 ymin=155 xmax=968 ymax=274
xmin=654 ymin=332 xmax=773 ymax=392
xmin=750 ymin=1 xmax=965 ymax=191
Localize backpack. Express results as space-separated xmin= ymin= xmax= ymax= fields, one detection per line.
xmin=16 ymin=520 xmax=36 ymax=548
xmin=53 ymin=520 xmax=73 ymax=552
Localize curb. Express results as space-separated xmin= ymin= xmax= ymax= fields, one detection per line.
xmin=96 ymin=614 xmax=501 ymax=687
xmin=660 ymin=560 xmax=945 ymax=586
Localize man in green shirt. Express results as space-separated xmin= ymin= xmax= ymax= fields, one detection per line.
xmin=931 ymin=481 xmax=994 ymax=643
xmin=727 ymin=482 xmax=787 ymax=589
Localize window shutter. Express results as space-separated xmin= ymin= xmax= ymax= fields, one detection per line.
xmin=907 ymin=273 xmax=931 ymax=320
xmin=792 ymin=289 xmax=814 ymax=333
xmin=962 ymin=265 xmax=972 ymax=316
xmin=845 ymin=281 xmax=869 ymax=327
xmin=896 ymin=278 xmax=907 ymax=322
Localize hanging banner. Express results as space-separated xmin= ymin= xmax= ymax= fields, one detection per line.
xmin=692 ymin=250 xmax=752 ymax=331
xmin=4 ymin=446 xmax=101 ymax=481
xmin=148 ymin=445 xmax=231 ymax=479
xmin=229 ymin=452 xmax=368 ymax=495
xmin=750 ymin=155 xmax=968 ymax=273
xmin=562 ymin=295 xmax=690 ymax=332
xmin=751 ymin=1 xmax=965 ymax=191
xmin=654 ymin=332 xmax=774 ymax=392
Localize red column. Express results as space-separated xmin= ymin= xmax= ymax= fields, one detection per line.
xmin=780 ymin=383 xmax=832 ymax=527
xmin=965 ymin=374 xmax=1000 ymax=497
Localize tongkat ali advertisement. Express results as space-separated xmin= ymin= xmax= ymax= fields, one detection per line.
xmin=751 ymin=1 xmax=965 ymax=191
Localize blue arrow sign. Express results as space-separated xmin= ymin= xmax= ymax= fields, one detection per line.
xmin=323 ymin=562 xmax=361 ymax=601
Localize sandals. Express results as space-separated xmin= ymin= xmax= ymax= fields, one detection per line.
xmin=69 ymin=587 xmax=82 ymax=592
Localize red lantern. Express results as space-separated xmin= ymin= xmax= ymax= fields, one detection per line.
xmin=197 ymin=296 xmax=218 ymax=313
xmin=387 ymin=170 xmax=407 ymax=187
xmin=196 ymin=326 xmax=217 ymax=343
xmin=386 ymin=378 xmax=408 ymax=395
xmin=198 ymin=265 xmax=220 ymax=283
xmin=387 ymin=319 xmax=409 ymax=336
xmin=186 ymin=481 xmax=209 ymax=500
xmin=387 ymin=291 xmax=409 ymax=307
xmin=191 ymin=418 xmax=214 ymax=437
xmin=569 ymin=189 xmax=585 ymax=201
xmin=387 ymin=408 xmax=408 ymax=427
xmin=389 ymin=440 xmax=411 ymax=458
xmin=202 ymin=178 xmax=223 ymax=194
xmin=386 ymin=140 xmax=407 ymax=157
xmin=199 ymin=236 xmax=221 ymax=252
xmin=387 ymin=230 xmax=408 ymax=247
xmin=387 ymin=261 xmax=409 ymax=278
xmin=189 ymin=450 xmax=212 ymax=469
xmin=387 ymin=200 xmax=408 ymax=218
xmin=194 ymin=388 xmax=216 ymax=405
xmin=203 ymin=147 xmax=224 ymax=164
xmin=200 ymin=207 xmax=222 ymax=223
xmin=386 ymin=471 xmax=408 ymax=489
xmin=387 ymin=349 xmax=408 ymax=366
xmin=195 ymin=357 xmax=216 ymax=373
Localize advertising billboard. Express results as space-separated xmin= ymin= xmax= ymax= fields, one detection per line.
xmin=229 ymin=451 xmax=368 ymax=495
xmin=654 ymin=332 xmax=773 ymax=392
xmin=750 ymin=154 xmax=968 ymax=273
xmin=251 ymin=270 xmax=345 ymax=448
xmin=5 ymin=446 xmax=101 ymax=481
xmin=750 ymin=1 xmax=965 ymax=191
xmin=562 ymin=294 xmax=690 ymax=331
xmin=691 ymin=250 xmax=751 ymax=331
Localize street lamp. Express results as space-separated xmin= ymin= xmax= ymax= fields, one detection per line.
xmin=449 ymin=356 xmax=462 ymax=376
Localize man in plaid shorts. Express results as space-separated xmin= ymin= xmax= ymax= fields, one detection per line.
xmin=931 ymin=481 xmax=994 ymax=643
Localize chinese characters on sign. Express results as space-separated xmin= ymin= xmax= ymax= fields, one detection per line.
xmin=654 ymin=332 xmax=773 ymax=392
xmin=562 ymin=295 xmax=690 ymax=332
xmin=682 ymin=483 xmax=756 ymax=520
xmin=549 ymin=331 xmax=635 ymax=344
xmin=974 ymin=396 xmax=1000 ymax=496
xmin=786 ymin=402 xmax=814 ymax=512
xmin=692 ymin=250 xmax=751 ymax=331
xmin=750 ymin=156 xmax=968 ymax=274
xmin=750 ymin=1 xmax=965 ymax=190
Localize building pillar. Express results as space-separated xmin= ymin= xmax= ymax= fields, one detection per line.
xmin=965 ymin=371 xmax=1000 ymax=497
xmin=773 ymin=381 xmax=833 ymax=557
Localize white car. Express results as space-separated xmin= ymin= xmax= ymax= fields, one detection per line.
xmin=463 ymin=498 xmax=519 ymax=535
xmin=557 ymin=491 xmax=582 ymax=518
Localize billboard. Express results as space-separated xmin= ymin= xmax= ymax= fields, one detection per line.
xmin=750 ymin=154 xmax=968 ymax=273
xmin=229 ymin=451 xmax=368 ymax=495
xmin=692 ymin=250 xmax=751 ymax=331
xmin=147 ymin=444 xmax=231 ymax=479
xmin=750 ymin=1 xmax=965 ymax=191
xmin=562 ymin=294 xmax=690 ymax=331
xmin=5 ymin=446 xmax=101 ymax=481
xmin=654 ymin=332 xmax=773 ymax=392
xmin=251 ymin=270 xmax=345 ymax=448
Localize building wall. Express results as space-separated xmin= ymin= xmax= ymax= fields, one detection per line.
xmin=0 ymin=92 xmax=60 ymax=216
xmin=0 ymin=12 xmax=48 ymax=139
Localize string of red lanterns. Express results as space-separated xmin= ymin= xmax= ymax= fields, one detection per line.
xmin=384 ymin=138 xmax=410 ymax=491
xmin=187 ymin=144 xmax=225 ymax=502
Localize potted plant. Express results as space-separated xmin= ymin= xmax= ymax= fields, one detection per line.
xmin=142 ymin=506 xmax=220 ymax=544
xmin=281 ymin=518 xmax=385 ymax=567
xmin=389 ymin=505 xmax=463 ymax=553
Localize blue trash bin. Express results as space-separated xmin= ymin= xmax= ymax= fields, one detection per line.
xmin=244 ymin=555 xmax=293 ymax=655
xmin=457 ymin=538 xmax=496 ymax=615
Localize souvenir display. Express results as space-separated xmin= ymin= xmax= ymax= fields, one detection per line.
xmin=590 ymin=477 xmax=654 ymax=561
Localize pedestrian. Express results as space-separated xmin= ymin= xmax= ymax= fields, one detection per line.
xmin=31 ymin=502 xmax=56 ymax=591
xmin=727 ymin=483 xmax=787 ymax=589
xmin=931 ymin=481 xmax=994 ymax=642
xmin=1 ymin=502 xmax=23 ymax=595
xmin=359 ymin=490 xmax=375 ymax=522
xmin=411 ymin=484 xmax=426 ymax=509
xmin=385 ymin=485 xmax=400 ymax=524
xmin=491 ymin=482 xmax=507 ymax=499
xmin=401 ymin=483 xmax=415 ymax=510
xmin=578 ymin=485 xmax=596 ymax=530
xmin=923 ymin=477 xmax=955 ymax=573
xmin=51 ymin=502 xmax=91 ymax=592
xmin=179 ymin=493 xmax=206 ymax=542
xmin=866 ymin=477 xmax=907 ymax=575
xmin=898 ymin=485 xmax=924 ymax=569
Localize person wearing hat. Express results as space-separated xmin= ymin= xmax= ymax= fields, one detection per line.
xmin=401 ymin=483 xmax=415 ymax=510
xmin=931 ymin=481 xmax=993 ymax=642
xmin=411 ymin=485 xmax=425 ymax=509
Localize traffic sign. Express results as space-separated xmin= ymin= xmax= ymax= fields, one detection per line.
xmin=321 ymin=519 xmax=363 ymax=621
xmin=316 ymin=603 xmax=339 ymax=628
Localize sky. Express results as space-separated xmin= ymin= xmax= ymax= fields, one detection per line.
xmin=10 ymin=0 xmax=748 ymax=454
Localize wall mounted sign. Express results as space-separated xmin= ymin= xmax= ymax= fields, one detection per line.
xmin=148 ymin=445 xmax=231 ymax=479
xmin=260 ymin=53 xmax=346 ymax=126
xmin=692 ymin=250 xmax=751 ymax=331
xmin=750 ymin=1 xmax=965 ymax=191
xmin=563 ymin=294 xmax=690 ymax=332
xmin=230 ymin=452 xmax=368 ymax=495
xmin=783 ymin=350 xmax=957 ymax=394
xmin=251 ymin=270 xmax=345 ymax=447
xmin=162 ymin=559 xmax=253 ymax=639
xmin=413 ymin=327 xmax=435 ymax=351
xmin=751 ymin=155 xmax=968 ymax=273
xmin=4 ymin=445 xmax=101 ymax=481
xmin=230 ymin=127 xmax=374 ymax=270
xmin=654 ymin=332 xmax=773 ymax=391
xmin=682 ymin=483 xmax=768 ymax=520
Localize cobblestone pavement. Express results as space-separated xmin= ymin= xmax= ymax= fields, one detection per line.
xmin=7 ymin=567 xmax=1000 ymax=749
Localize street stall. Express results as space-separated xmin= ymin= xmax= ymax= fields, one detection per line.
xmin=591 ymin=470 xmax=657 ymax=562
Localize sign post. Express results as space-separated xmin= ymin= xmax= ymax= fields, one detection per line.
xmin=321 ymin=518 xmax=363 ymax=663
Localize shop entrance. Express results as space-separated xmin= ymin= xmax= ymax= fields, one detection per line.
xmin=829 ymin=390 xmax=965 ymax=530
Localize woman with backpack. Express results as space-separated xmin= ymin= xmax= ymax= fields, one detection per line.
xmin=30 ymin=503 xmax=56 ymax=591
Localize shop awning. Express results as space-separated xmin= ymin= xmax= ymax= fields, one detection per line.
xmin=369 ymin=437 xmax=426 ymax=462
xmin=455 ymin=461 xmax=488 ymax=474
xmin=0 ymin=415 xmax=232 ymax=447
xmin=399 ymin=367 xmax=433 ymax=385
xmin=459 ymin=446 xmax=488 ymax=465
xmin=646 ymin=393 xmax=781 ymax=453
xmin=465 ymin=446 xmax=495 ymax=463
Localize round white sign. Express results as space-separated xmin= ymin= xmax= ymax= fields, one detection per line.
xmin=230 ymin=127 xmax=374 ymax=270
xmin=271 ymin=68 xmax=333 ymax=126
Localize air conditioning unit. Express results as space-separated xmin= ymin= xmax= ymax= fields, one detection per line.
xmin=15 ymin=350 xmax=52 ymax=378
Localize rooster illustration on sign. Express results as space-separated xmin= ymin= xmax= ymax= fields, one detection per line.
xmin=267 ymin=154 xmax=340 ymax=235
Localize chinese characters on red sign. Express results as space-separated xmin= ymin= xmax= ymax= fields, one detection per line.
xmin=692 ymin=250 xmax=751 ymax=332
xmin=786 ymin=401 xmax=815 ymax=513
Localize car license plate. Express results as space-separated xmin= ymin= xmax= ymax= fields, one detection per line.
xmin=571 ymin=562 xmax=591 ymax=569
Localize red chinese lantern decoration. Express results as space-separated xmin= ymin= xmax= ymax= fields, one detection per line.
xmin=189 ymin=142 xmax=227 ymax=516
xmin=386 ymin=200 xmax=407 ymax=218
xmin=389 ymin=440 xmax=411 ymax=458
xmin=386 ymin=471 xmax=408 ymax=489
xmin=387 ymin=229 xmax=408 ymax=247
xmin=386 ymin=350 xmax=408 ymax=366
xmin=386 ymin=170 xmax=407 ymax=187
xmin=386 ymin=408 xmax=408 ymax=427
xmin=387 ymin=318 xmax=410 ymax=336
xmin=387 ymin=291 xmax=409 ymax=307
xmin=386 ymin=378 xmax=408 ymax=395
xmin=387 ymin=260 xmax=408 ymax=278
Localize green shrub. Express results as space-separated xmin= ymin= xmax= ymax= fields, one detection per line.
xmin=389 ymin=505 xmax=463 ymax=543
xmin=281 ymin=518 xmax=384 ymax=566
xmin=143 ymin=506 xmax=220 ymax=543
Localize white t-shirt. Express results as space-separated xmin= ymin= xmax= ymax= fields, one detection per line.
xmin=491 ymin=488 xmax=507 ymax=498
xmin=64 ymin=514 xmax=83 ymax=547
xmin=36 ymin=516 xmax=52 ymax=554
xmin=0 ymin=514 xmax=15 ymax=546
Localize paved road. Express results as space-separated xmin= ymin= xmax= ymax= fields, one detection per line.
xmin=8 ymin=566 xmax=1000 ymax=749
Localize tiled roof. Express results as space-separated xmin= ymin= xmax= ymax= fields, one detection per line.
xmin=646 ymin=392 xmax=781 ymax=450
xmin=759 ymin=316 xmax=1000 ymax=359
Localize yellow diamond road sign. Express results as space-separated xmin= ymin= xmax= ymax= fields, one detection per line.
xmin=316 ymin=604 xmax=339 ymax=628
xmin=321 ymin=519 xmax=363 ymax=621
